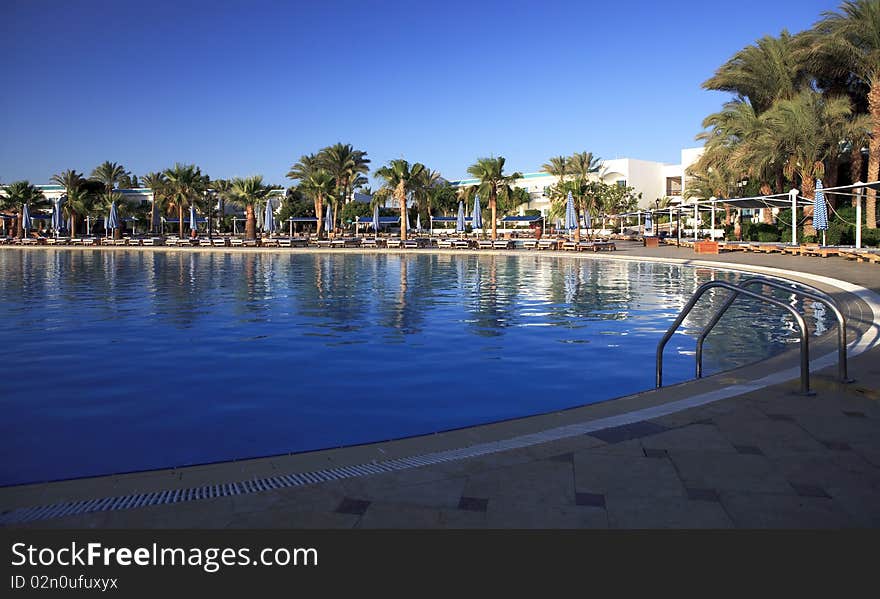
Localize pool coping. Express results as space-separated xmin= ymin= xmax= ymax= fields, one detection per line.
xmin=1 ymin=247 xmax=878 ymax=526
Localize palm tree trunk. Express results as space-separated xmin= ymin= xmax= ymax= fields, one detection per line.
xmin=315 ymin=198 xmax=323 ymax=239
xmin=245 ymin=203 xmax=256 ymax=240
xmin=397 ymin=182 xmax=407 ymax=241
xmin=16 ymin=212 xmax=22 ymax=239
xmin=149 ymin=199 xmax=156 ymax=233
xmin=851 ymin=145 xmax=864 ymax=208
xmin=490 ymin=189 xmax=497 ymax=240
xmin=801 ymin=174 xmax=816 ymax=237
xmin=70 ymin=212 xmax=77 ymax=237
xmin=867 ymin=75 xmax=880 ymax=229
xmin=178 ymin=204 xmax=184 ymax=238
xmin=219 ymin=198 xmax=225 ymax=233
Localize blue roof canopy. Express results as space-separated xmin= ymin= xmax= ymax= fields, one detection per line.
xmin=431 ymin=216 xmax=473 ymax=222
xmin=286 ymin=217 xmax=318 ymax=222
xmin=500 ymin=215 xmax=542 ymax=222
xmin=355 ymin=216 xmax=401 ymax=224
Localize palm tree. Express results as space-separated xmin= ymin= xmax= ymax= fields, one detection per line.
xmin=567 ymin=152 xmax=603 ymax=240
xmin=211 ymin=178 xmax=234 ymax=233
xmin=90 ymin=161 xmax=129 ymax=195
xmin=703 ymin=30 xmax=808 ymax=115
xmin=286 ymin=153 xmax=322 ymax=182
xmin=164 ymin=164 xmax=208 ymax=238
xmin=541 ymin=156 xmax=569 ymax=185
xmin=140 ymin=171 xmax=168 ymax=233
xmin=809 ymin=0 xmax=880 ymax=227
xmin=298 ymin=170 xmax=335 ymax=239
xmin=229 ymin=176 xmax=270 ymax=240
xmin=374 ymin=159 xmax=426 ymax=241
xmin=466 ymin=157 xmax=522 ymax=240
xmin=761 ymin=90 xmax=868 ymax=199
xmin=51 ymin=169 xmax=85 ymax=234
xmin=1 ymin=181 xmax=48 ymax=238
xmin=62 ymin=186 xmax=97 ymax=237
xmin=320 ymin=143 xmax=370 ymax=205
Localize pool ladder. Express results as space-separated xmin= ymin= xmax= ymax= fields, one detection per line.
xmin=656 ymin=277 xmax=849 ymax=395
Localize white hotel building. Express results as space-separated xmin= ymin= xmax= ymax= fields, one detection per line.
xmin=448 ymin=147 xmax=705 ymax=216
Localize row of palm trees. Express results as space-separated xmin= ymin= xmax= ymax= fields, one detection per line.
xmin=688 ymin=0 xmax=880 ymax=229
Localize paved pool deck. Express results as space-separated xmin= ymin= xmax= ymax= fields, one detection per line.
xmin=1 ymin=242 xmax=879 ymax=528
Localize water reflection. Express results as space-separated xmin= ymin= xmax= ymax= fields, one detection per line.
xmin=0 ymin=249 xmax=828 ymax=485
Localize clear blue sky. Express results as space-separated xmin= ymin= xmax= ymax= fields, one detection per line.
xmin=0 ymin=0 xmax=840 ymax=186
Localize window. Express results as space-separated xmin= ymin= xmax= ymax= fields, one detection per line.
xmin=616 ymin=180 xmax=627 ymax=188
xmin=666 ymin=177 xmax=682 ymax=196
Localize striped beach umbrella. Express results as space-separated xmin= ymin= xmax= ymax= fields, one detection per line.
xmin=52 ymin=197 xmax=64 ymax=235
xmin=813 ymin=179 xmax=828 ymax=234
xmin=107 ymin=201 xmax=119 ymax=235
xmin=472 ymin=195 xmax=483 ymax=230
xmin=324 ymin=202 xmax=333 ymax=233
xmin=22 ymin=203 xmax=32 ymax=235
xmin=564 ymin=191 xmax=577 ymax=231
xmin=372 ymin=203 xmax=380 ymax=235
xmin=263 ymin=199 xmax=275 ymax=233
xmin=189 ymin=204 xmax=197 ymax=232
xmin=456 ymin=201 xmax=466 ymax=232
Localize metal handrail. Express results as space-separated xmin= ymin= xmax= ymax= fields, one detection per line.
xmin=656 ymin=280 xmax=811 ymax=394
xmin=695 ymin=277 xmax=848 ymax=383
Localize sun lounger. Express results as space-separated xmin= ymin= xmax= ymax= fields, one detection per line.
xmin=402 ymin=239 xmax=419 ymax=249
xmin=437 ymin=238 xmax=454 ymax=249
xmin=315 ymin=239 xmax=333 ymax=248
xmin=477 ymin=239 xmax=494 ymax=250
xmin=522 ymin=239 xmax=538 ymax=250
xmin=199 ymin=238 xmax=213 ymax=246
xmin=261 ymin=238 xmax=280 ymax=247
xmin=210 ymin=237 xmax=228 ymax=247
xmin=142 ymin=237 xmax=164 ymax=246
xmin=452 ymin=239 xmax=470 ymax=249
xmin=385 ymin=238 xmax=402 ymax=248
xmin=229 ymin=238 xmax=244 ymax=247
xmin=561 ymin=240 xmax=578 ymax=251
xmin=493 ymin=239 xmax=513 ymax=249
xmin=537 ymin=239 xmax=558 ymax=250
xmin=800 ymin=245 xmax=840 ymax=258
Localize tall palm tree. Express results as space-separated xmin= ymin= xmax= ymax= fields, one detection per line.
xmin=1 ymin=181 xmax=48 ymax=238
xmin=164 ymin=164 xmax=208 ymax=238
xmin=140 ymin=171 xmax=168 ymax=233
xmin=62 ymin=186 xmax=97 ymax=237
xmin=703 ymin=30 xmax=808 ymax=115
xmin=374 ymin=160 xmax=426 ymax=241
xmin=90 ymin=161 xmax=129 ymax=195
xmin=286 ymin=153 xmax=322 ymax=183
xmin=541 ymin=156 xmax=569 ymax=185
xmin=51 ymin=169 xmax=85 ymax=234
xmin=466 ymin=157 xmax=522 ymax=240
xmin=298 ymin=170 xmax=335 ymax=239
xmin=230 ymin=176 xmax=271 ymax=240
xmin=320 ymin=143 xmax=370 ymax=205
xmin=568 ymin=152 xmax=603 ymax=240
xmin=211 ymin=178 xmax=234 ymax=233
xmin=809 ymin=0 xmax=880 ymax=227
xmin=760 ymin=90 xmax=868 ymax=199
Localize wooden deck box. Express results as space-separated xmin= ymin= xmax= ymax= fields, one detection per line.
xmin=643 ymin=236 xmax=659 ymax=248
xmin=694 ymin=240 xmax=719 ymax=254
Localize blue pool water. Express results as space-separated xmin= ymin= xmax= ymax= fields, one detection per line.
xmin=0 ymin=250 xmax=828 ymax=485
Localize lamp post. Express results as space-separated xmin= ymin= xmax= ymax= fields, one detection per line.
xmin=654 ymin=199 xmax=659 ymax=236
xmin=789 ymin=188 xmax=799 ymax=245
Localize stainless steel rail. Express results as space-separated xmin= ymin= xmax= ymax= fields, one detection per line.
xmin=695 ymin=277 xmax=848 ymax=383
xmin=656 ymin=280 xmax=811 ymax=394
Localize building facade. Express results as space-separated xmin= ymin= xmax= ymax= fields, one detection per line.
xmin=449 ymin=147 xmax=704 ymax=216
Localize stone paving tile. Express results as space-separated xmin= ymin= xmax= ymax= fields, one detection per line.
xmin=584 ymin=439 xmax=645 ymax=457
xmin=486 ymin=504 xmax=608 ymax=528
xmin=606 ymin=496 xmax=733 ymax=529
xmin=457 ymin=496 xmax=489 ymax=512
xmin=335 ymin=498 xmax=371 ymax=516
xmin=462 ymin=460 xmax=574 ymax=508
xmin=720 ymin=492 xmax=857 ymax=528
xmin=669 ymin=451 xmax=794 ymax=494
xmin=640 ymin=424 xmax=737 ymax=454
xmin=437 ymin=508 xmax=488 ymax=529
xmin=769 ymin=452 xmax=880 ymax=491
xmin=225 ymin=508 xmax=360 ymax=529
xmin=573 ymin=452 xmax=685 ymax=499
xmin=712 ymin=416 xmax=829 ymax=458
xmin=355 ymin=477 xmax=467 ymax=510
xmin=517 ymin=435 xmax=606 ymax=461
xmin=589 ymin=421 xmax=668 ymax=443
xmin=357 ymin=503 xmax=444 ymax=529
xmin=826 ymin=487 xmax=880 ymax=527
xmin=785 ymin=414 xmax=879 ymax=445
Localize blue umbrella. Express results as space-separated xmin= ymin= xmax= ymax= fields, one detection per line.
xmin=263 ymin=200 xmax=275 ymax=233
xmin=107 ymin=201 xmax=119 ymax=235
xmin=324 ymin=202 xmax=333 ymax=233
xmin=189 ymin=204 xmax=197 ymax=232
xmin=813 ymin=179 xmax=828 ymax=240
xmin=564 ymin=191 xmax=577 ymax=231
xmin=472 ymin=195 xmax=483 ymax=230
xmin=456 ymin=201 xmax=466 ymax=232
xmin=52 ymin=197 xmax=63 ymax=234
xmin=22 ymin=203 xmax=32 ymax=234
xmin=644 ymin=210 xmax=652 ymax=234
xmin=372 ymin=203 xmax=380 ymax=235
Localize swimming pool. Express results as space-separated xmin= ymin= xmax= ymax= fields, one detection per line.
xmin=0 ymin=250 xmax=829 ymax=485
